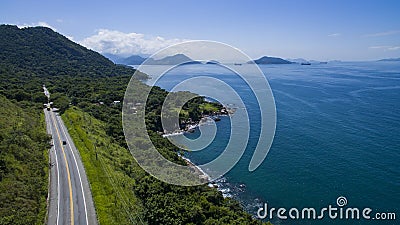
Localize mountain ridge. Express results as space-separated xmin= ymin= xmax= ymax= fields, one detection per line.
xmin=146 ymin=53 xmax=191 ymax=65
xmin=249 ymin=56 xmax=294 ymax=64
xmin=0 ymin=24 xmax=148 ymax=80
xmin=104 ymin=53 xmax=194 ymax=65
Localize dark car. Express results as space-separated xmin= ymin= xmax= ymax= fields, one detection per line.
xmin=62 ymin=141 xmax=67 ymax=145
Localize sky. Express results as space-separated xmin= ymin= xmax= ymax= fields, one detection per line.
xmin=1 ymin=0 xmax=400 ymax=61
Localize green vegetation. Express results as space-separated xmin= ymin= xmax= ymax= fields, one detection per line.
xmin=0 ymin=24 xmax=270 ymax=224
xmin=0 ymin=96 xmax=50 ymax=225
xmin=145 ymin=87 xmax=221 ymax=132
xmin=63 ymin=107 xmax=265 ymax=225
xmin=199 ymin=102 xmax=223 ymax=115
xmin=62 ymin=107 xmax=145 ymax=224
xmin=0 ymin=25 xmax=148 ymax=115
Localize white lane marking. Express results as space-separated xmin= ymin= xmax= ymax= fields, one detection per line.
xmin=56 ymin=115 xmax=89 ymax=225
xmin=47 ymin=110 xmax=60 ymax=225
xmin=54 ymin=132 xmax=61 ymax=225
xmin=51 ymin=112 xmax=74 ymax=225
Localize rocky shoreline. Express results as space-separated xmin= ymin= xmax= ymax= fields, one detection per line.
xmin=179 ymin=154 xmax=210 ymax=183
xmin=162 ymin=104 xmax=238 ymax=195
xmin=161 ymin=105 xmax=235 ymax=138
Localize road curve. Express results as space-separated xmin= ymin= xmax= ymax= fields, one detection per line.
xmin=45 ymin=108 xmax=98 ymax=225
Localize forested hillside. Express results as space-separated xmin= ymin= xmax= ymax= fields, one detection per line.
xmin=0 ymin=24 xmax=148 ymax=112
xmin=0 ymin=96 xmax=50 ymax=225
xmin=0 ymin=25 xmax=269 ymax=224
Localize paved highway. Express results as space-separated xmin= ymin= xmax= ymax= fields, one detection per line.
xmin=45 ymin=108 xmax=98 ymax=225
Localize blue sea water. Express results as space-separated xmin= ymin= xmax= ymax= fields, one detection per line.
xmin=141 ymin=62 xmax=400 ymax=224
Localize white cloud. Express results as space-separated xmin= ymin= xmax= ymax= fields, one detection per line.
xmin=369 ymin=45 xmax=400 ymax=51
xmin=80 ymin=29 xmax=189 ymax=56
xmin=369 ymin=46 xmax=390 ymax=49
xmin=17 ymin=21 xmax=57 ymax=31
xmin=388 ymin=46 xmax=400 ymax=51
xmin=328 ymin=33 xmax=341 ymax=37
xmin=363 ymin=30 xmax=400 ymax=37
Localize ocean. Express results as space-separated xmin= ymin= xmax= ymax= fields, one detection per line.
xmin=139 ymin=61 xmax=400 ymax=224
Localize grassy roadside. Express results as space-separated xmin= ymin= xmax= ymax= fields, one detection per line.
xmin=38 ymin=113 xmax=49 ymax=225
xmin=62 ymin=106 xmax=146 ymax=225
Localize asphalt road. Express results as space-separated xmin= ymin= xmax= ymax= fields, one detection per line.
xmin=45 ymin=108 xmax=98 ymax=225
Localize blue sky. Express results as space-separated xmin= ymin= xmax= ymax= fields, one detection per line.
xmin=2 ymin=0 xmax=400 ymax=60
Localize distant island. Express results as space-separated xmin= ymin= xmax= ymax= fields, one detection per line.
xmin=145 ymin=53 xmax=192 ymax=65
xmin=105 ymin=53 xmax=342 ymax=66
xmin=378 ymin=58 xmax=400 ymax=62
xmin=104 ymin=52 xmax=399 ymax=66
xmin=248 ymin=56 xmax=294 ymax=64
xmin=286 ymin=58 xmax=310 ymax=64
xmin=117 ymin=54 xmax=147 ymax=65
xmin=107 ymin=53 xmax=224 ymax=66
xmin=205 ymin=60 xmax=220 ymax=64
xmin=106 ymin=53 xmax=193 ymax=65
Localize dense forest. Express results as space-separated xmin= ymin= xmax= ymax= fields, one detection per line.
xmin=0 ymin=96 xmax=49 ymax=224
xmin=0 ymin=25 xmax=269 ymax=224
